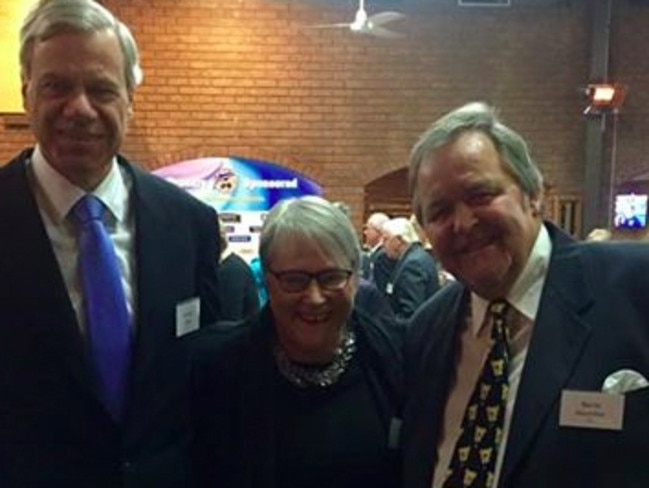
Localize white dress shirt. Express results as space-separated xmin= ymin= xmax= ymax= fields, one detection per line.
xmin=28 ymin=145 xmax=136 ymax=332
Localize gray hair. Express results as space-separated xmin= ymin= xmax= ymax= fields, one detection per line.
xmin=260 ymin=196 xmax=362 ymax=274
xmin=366 ymin=212 xmax=390 ymax=230
xmin=20 ymin=0 xmax=143 ymax=92
xmin=408 ymin=102 xmax=543 ymax=221
xmin=382 ymin=217 xmax=420 ymax=245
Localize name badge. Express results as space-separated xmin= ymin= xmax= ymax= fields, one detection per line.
xmin=386 ymin=283 xmax=394 ymax=295
xmin=559 ymin=390 xmax=624 ymax=431
xmin=176 ymin=297 xmax=201 ymax=337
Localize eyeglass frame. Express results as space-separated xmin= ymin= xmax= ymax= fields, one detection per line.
xmin=266 ymin=268 xmax=354 ymax=293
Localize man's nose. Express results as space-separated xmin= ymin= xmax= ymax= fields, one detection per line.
xmin=452 ymin=203 xmax=477 ymax=233
xmin=63 ymin=90 xmax=96 ymax=118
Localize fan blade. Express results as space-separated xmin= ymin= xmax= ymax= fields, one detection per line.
xmin=367 ymin=25 xmax=404 ymax=39
xmin=367 ymin=11 xmax=405 ymax=27
xmin=303 ymin=22 xmax=352 ymax=29
xmin=303 ymin=9 xmax=405 ymax=38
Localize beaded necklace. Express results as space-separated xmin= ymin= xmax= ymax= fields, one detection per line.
xmin=273 ymin=329 xmax=356 ymax=388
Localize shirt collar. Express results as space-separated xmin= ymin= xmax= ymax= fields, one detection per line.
xmin=471 ymin=224 xmax=552 ymax=336
xmin=31 ymin=145 xmax=129 ymax=223
xmin=371 ymin=242 xmax=383 ymax=254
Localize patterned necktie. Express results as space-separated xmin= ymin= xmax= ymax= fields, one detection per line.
xmin=72 ymin=195 xmax=131 ymax=421
xmin=443 ymin=300 xmax=511 ymax=488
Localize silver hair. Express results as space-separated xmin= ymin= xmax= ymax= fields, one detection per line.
xmin=20 ymin=0 xmax=143 ymax=92
xmin=260 ymin=196 xmax=362 ymax=274
xmin=382 ymin=217 xmax=420 ymax=245
xmin=366 ymin=212 xmax=390 ymax=230
xmin=408 ymin=101 xmax=543 ymax=222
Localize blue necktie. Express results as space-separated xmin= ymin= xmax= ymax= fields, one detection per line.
xmin=72 ymin=195 xmax=131 ymax=421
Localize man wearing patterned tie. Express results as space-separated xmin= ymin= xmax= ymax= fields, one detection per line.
xmin=401 ymin=102 xmax=649 ymax=488
xmin=0 ymin=1 xmax=220 ymax=487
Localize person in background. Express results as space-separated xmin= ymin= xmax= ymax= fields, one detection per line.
xmin=410 ymin=213 xmax=455 ymax=286
xmin=190 ymin=196 xmax=403 ymax=488
xmin=381 ymin=217 xmax=440 ymax=324
xmin=0 ymin=1 xmax=220 ymax=486
xmin=402 ymin=101 xmax=649 ymax=488
xmin=361 ymin=211 xmax=395 ymax=292
xmin=217 ymin=223 xmax=260 ymax=321
xmin=363 ymin=212 xmax=390 ymax=256
xmin=331 ymin=202 xmax=397 ymax=331
xmin=249 ymin=254 xmax=269 ymax=306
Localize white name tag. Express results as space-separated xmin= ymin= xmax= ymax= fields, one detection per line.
xmin=175 ymin=297 xmax=201 ymax=337
xmin=559 ymin=390 xmax=624 ymax=431
xmin=386 ymin=283 xmax=394 ymax=295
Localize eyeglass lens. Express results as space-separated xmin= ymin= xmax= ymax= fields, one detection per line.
xmin=275 ymin=269 xmax=351 ymax=292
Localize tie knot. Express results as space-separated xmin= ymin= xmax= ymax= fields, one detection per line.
xmin=72 ymin=195 xmax=105 ymax=225
xmin=489 ymin=299 xmax=508 ymax=317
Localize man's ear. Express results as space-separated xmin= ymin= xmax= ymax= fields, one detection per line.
xmin=530 ymin=197 xmax=542 ymax=216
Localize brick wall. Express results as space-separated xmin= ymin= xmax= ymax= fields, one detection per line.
xmin=610 ymin=1 xmax=649 ymax=180
xmin=2 ymin=0 xmax=647 ymax=230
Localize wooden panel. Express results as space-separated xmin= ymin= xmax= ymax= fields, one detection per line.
xmin=544 ymin=194 xmax=582 ymax=237
xmin=363 ymin=167 xmax=411 ymax=222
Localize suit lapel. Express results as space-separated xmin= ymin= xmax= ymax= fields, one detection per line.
xmin=125 ymin=165 xmax=175 ymax=376
xmin=404 ymin=284 xmax=469 ymax=488
xmin=390 ymin=243 xmax=415 ymax=284
xmin=501 ymin=227 xmax=594 ymax=484
xmin=0 ymin=154 xmax=95 ymax=393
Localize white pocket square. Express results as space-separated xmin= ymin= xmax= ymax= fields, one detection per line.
xmin=601 ymin=369 xmax=649 ymax=395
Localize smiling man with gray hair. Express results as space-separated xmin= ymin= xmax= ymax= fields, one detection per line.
xmin=401 ymin=101 xmax=649 ymax=488
xmin=0 ymin=1 xmax=220 ymax=486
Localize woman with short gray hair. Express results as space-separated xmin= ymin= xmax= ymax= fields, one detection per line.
xmin=191 ymin=196 xmax=403 ymax=488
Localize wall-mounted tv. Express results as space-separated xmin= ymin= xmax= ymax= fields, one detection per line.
xmin=613 ymin=193 xmax=648 ymax=230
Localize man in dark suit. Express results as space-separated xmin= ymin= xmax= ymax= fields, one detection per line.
xmin=361 ymin=211 xmax=394 ymax=292
xmin=381 ymin=217 xmax=440 ymax=325
xmin=0 ymin=1 xmax=220 ymax=486
xmin=402 ymin=101 xmax=649 ymax=488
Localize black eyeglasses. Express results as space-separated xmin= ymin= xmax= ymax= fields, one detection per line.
xmin=268 ymin=268 xmax=353 ymax=293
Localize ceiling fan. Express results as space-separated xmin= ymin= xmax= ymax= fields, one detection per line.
xmin=305 ymin=0 xmax=406 ymax=39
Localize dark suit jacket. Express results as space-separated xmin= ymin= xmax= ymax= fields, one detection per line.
xmin=402 ymin=223 xmax=649 ymax=488
xmin=217 ymin=252 xmax=260 ymax=321
xmin=356 ymin=277 xmax=398 ymax=325
xmin=362 ymin=246 xmax=395 ymax=293
xmin=0 ymin=149 xmax=220 ymax=488
xmin=385 ymin=243 xmax=440 ymax=325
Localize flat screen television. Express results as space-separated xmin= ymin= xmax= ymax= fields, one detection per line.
xmin=613 ymin=193 xmax=648 ymax=230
